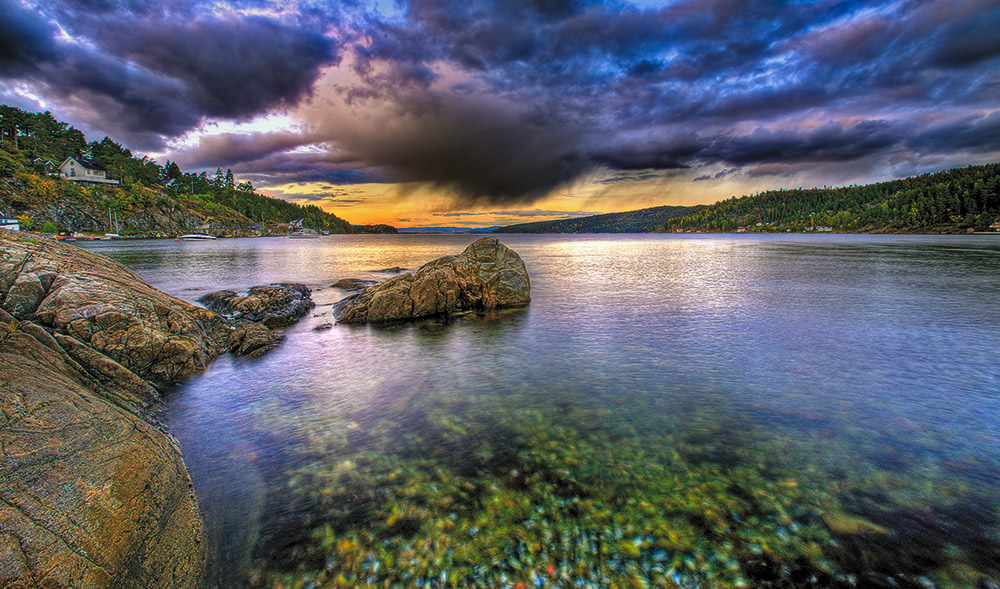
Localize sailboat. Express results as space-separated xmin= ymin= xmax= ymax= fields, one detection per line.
xmin=105 ymin=209 xmax=120 ymax=238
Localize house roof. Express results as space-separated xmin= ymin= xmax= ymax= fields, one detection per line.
xmin=62 ymin=156 xmax=108 ymax=171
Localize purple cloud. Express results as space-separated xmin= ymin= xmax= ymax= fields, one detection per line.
xmin=2 ymin=0 xmax=998 ymax=202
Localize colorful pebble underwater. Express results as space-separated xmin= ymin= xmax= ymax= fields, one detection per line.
xmin=245 ymin=344 xmax=999 ymax=589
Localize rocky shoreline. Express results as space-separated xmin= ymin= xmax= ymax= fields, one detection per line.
xmin=0 ymin=232 xmax=529 ymax=587
xmin=0 ymin=230 xmax=311 ymax=587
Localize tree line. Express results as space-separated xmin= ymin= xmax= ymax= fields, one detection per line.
xmin=660 ymin=163 xmax=1000 ymax=233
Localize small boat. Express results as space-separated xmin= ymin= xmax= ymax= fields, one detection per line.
xmin=104 ymin=233 xmax=120 ymax=239
xmin=180 ymin=234 xmax=217 ymax=241
xmin=0 ymin=212 xmax=20 ymax=231
xmin=288 ymin=229 xmax=320 ymax=239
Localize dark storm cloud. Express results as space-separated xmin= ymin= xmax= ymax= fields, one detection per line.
xmin=592 ymin=133 xmax=704 ymax=170
xmin=233 ymin=150 xmax=381 ymax=186
xmin=702 ymin=120 xmax=915 ymax=165
xmin=321 ymin=95 xmax=590 ymax=206
xmin=909 ymin=112 xmax=1000 ymax=154
xmin=4 ymin=0 xmax=999 ymax=202
xmin=586 ymin=120 xmax=913 ymax=173
xmin=330 ymin=0 xmax=998 ymax=200
xmin=172 ymin=132 xmax=322 ymax=169
xmin=39 ymin=49 xmax=201 ymax=139
xmin=78 ymin=15 xmax=338 ymax=119
xmin=0 ymin=0 xmax=59 ymax=75
xmin=2 ymin=0 xmax=339 ymax=148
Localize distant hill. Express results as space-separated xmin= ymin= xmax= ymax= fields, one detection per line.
xmin=353 ymin=224 xmax=399 ymax=234
xmin=398 ymin=226 xmax=500 ymax=234
xmin=659 ymin=163 xmax=1000 ymax=234
xmin=493 ymin=205 xmax=700 ymax=233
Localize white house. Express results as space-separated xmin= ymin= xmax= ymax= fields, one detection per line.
xmin=58 ymin=157 xmax=119 ymax=185
xmin=0 ymin=209 xmax=19 ymax=231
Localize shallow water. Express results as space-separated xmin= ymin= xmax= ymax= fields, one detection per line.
xmin=81 ymin=234 xmax=1000 ymax=588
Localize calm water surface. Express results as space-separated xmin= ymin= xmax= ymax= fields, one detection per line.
xmin=81 ymin=234 xmax=1000 ymax=588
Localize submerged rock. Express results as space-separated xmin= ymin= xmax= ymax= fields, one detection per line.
xmin=822 ymin=510 xmax=891 ymax=536
xmin=334 ymin=237 xmax=530 ymax=324
xmin=229 ymin=321 xmax=285 ymax=358
xmin=199 ymin=283 xmax=314 ymax=328
xmin=331 ymin=278 xmax=378 ymax=291
xmin=0 ymin=230 xmax=209 ymax=588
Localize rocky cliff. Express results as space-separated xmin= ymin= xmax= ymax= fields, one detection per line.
xmin=334 ymin=237 xmax=530 ymax=324
xmin=0 ymin=230 xmax=285 ymax=587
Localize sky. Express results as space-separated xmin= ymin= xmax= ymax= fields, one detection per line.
xmin=2 ymin=0 xmax=999 ymax=228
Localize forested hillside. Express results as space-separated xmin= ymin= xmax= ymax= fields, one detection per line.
xmin=493 ymin=205 xmax=700 ymax=233
xmin=660 ymin=164 xmax=1000 ymax=233
xmin=0 ymin=105 xmax=382 ymax=234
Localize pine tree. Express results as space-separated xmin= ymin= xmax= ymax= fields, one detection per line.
xmin=164 ymin=161 xmax=182 ymax=181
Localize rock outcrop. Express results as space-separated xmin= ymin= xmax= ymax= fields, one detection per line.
xmin=334 ymin=237 xmax=530 ymax=324
xmin=1 ymin=231 xmax=233 ymax=386
xmin=0 ymin=230 xmax=217 ymax=587
xmin=0 ymin=231 xmax=313 ymax=587
xmin=0 ymin=310 xmax=207 ymax=588
xmin=197 ymin=283 xmax=314 ymax=328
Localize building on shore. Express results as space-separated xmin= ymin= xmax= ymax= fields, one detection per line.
xmin=0 ymin=209 xmax=20 ymax=231
xmin=57 ymin=156 xmax=119 ymax=185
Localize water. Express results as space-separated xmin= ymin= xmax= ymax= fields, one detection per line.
xmin=80 ymin=234 xmax=1000 ymax=588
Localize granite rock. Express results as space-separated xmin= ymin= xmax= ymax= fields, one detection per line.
xmin=0 ymin=230 xmax=209 ymax=588
xmin=334 ymin=237 xmax=530 ymax=324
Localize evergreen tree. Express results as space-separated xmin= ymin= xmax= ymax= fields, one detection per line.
xmin=164 ymin=161 xmax=182 ymax=181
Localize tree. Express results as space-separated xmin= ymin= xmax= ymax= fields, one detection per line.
xmin=0 ymin=105 xmax=25 ymax=150
xmin=164 ymin=160 xmax=182 ymax=182
xmin=225 ymin=168 xmax=235 ymax=189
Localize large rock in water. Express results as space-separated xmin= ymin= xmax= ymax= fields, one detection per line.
xmin=0 ymin=231 xmax=219 ymax=587
xmin=197 ymin=283 xmax=313 ymax=328
xmin=334 ymin=237 xmax=530 ymax=324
